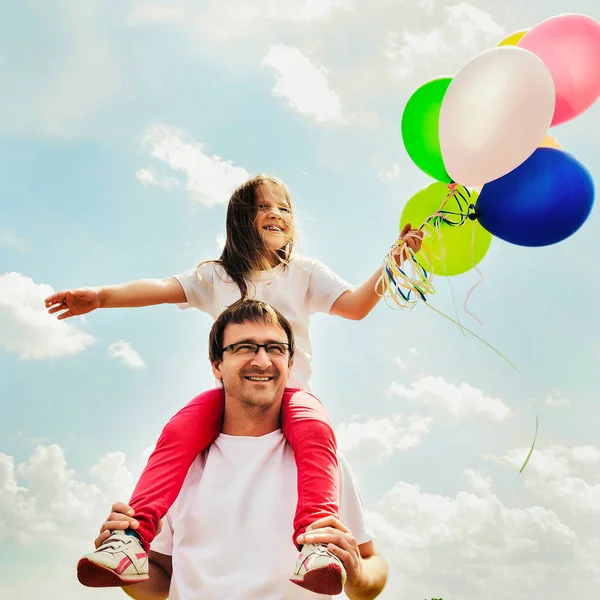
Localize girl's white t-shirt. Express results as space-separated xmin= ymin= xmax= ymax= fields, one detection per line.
xmin=174 ymin=256 xmax=354 ymax=389
xmin=151 ymin=430 xmax=374 ymax=600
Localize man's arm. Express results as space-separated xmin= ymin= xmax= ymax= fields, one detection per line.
xmin=297 ymin=517 xmax=388 ymax=600
xmin=345 ymin=540 xmax=388 ymax=600
xmin=122 ymin=551 xmax=172 ymax=600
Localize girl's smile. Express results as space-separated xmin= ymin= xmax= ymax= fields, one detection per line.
xmin=255 ymin=184 xmax=293 ymax=255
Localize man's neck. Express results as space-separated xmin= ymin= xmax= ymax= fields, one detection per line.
xmin=221 ymin=405 xmax=281 ymax=437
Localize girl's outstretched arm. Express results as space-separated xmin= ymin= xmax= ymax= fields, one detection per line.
xmin=330 ymin=224 xmax=423 ymax=321
xmin=45 ymin=277 xmax=186 ymax=320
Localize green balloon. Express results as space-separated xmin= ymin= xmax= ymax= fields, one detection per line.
xmin=401 ymin=78 xmax=452 ymax=183
xmin=400 ymin=182 xmax=492 ymax=277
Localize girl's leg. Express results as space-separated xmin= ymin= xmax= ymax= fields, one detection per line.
xmin=129 ymin=387 xmax=225 ymax=550
xmin=77 ymin=387 xmax=225 ymax=588
xmin=281 ymin=388 xmax=339 ymax=547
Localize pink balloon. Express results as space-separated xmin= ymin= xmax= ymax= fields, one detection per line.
xmin=518 ymin=14 xmax=600 ymax=126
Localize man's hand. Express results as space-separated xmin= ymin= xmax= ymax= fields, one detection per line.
xmin=296 ymin=516 xmax=364 ymax=590
xmin=45 ymin=288 xmax=102 ymax=320
xmin=94 ymin=502 xmax=162 ymax=549
xmin=399 ymin=222 xmax=424 ymax=255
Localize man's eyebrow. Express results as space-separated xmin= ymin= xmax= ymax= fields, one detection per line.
xmin=228 ymin=338 xmax=288 ymax=344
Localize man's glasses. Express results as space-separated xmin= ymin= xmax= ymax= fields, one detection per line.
xmin=222 ymin=342 xmax=290 ymax=357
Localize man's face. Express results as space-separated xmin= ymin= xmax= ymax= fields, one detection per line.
xmin=212 ymin=320 xmax=293 ymax=410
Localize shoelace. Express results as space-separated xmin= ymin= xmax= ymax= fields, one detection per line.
xmin=100 ymin=535 xmax=135 ymax=552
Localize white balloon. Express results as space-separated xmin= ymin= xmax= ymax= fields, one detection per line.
xmin=439 ymin=46 xmax=556 ymax=187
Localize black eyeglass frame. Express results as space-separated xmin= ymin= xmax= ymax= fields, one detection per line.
xmin=221 ymin=342 xmax=291 ymax=356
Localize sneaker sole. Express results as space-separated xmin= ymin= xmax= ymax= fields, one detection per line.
xmin=290 ymin=563 xmax=344 ymax=596
xmin=77 ymin=558 xmax=149 ymax=588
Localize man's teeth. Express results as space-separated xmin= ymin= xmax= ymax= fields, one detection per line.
xmin=247 ymin=376 xmax=271 ymax=381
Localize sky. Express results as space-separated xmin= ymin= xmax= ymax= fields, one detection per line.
xmin=1 ymin=1 xmax=600 ymax=599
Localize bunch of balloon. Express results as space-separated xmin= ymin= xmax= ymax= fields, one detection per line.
xmin=384 ymin=13 xmax=599 ymax=310
xmin=477 ymin=14 xmax=599 ymax=246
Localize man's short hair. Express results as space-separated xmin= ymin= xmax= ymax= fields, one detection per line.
xmin=208 ymin=299 xmax=295 ymax=363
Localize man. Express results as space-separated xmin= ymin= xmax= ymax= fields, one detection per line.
xmin=90 ymin=300 xmax=388 ymax=599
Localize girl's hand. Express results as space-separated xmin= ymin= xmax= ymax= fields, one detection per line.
xmin=297 ymin=516 xmax=365 ymax=591
xmin=399 ymin=223 xmax=424 ymax=254
xmin=94 ymin=502 xmax=140 ymax=549
xmin=45 ymin=287 xmax=102 ymax=320
xmin=93 ymin=502 xmax=163 ymax=549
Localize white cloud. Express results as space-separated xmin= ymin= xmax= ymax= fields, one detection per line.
xmin=409 ymin=348 xmax=419 ymax=356
xmin=135 ymin=167 xmax=158 ymax=186
xmin=0 ymin=445 xmax=147 ymax=539
xmin=90 ymin=452 xmax=135 ymax=496
xmin=385 ymin=2 xmax=504 ymax=79
xmin=546 ymin=392 xmax=570 ymax=407
xmin=0 ymin=230 xmax=28 ymax=252
xmin=140 ymin=124 xmax=249 ymax=206
xmin=0 ymin=446 xmax=140 ymax=599
xmin=135 ymin=167 xmax=180 ymax=191
xmin=386 ymin=28 xmax=447 ymax=78
xmin=394 ymin=356 xmax=407 ymax=371
xmin=262 ymin=45 xmax=345 ymax=123
xmin=4 ymin=440 xmax=600 ymax=600
xmin=445 ymin=2 xmax=506 ymax=51
xmin=492 ymin=445 xmax=600 ymax=516
xmin=0 ymin=561 xmax=124 ymax=600
xmin=0 ymin=446 xmax=102 ymax=546
xmin=107 ymin=340 xmax=146 ymax=369
xmin=370 ymin=468 xmax=588 ymax=600
xmin=336 ymin=414 xmax=431 ymax=463
xmin=389 ymin=375 xmax=511 ymax=421
xmin=216 ymin=233 xmax=226 ymax=251
xmin=0 ymin=272 xmax=95 ymax=359
xmin=377 ymin=164 xmax=401 ymax=181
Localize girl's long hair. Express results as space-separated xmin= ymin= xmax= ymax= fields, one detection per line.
xmin=197 ymin=174 xmax=296 ymax=299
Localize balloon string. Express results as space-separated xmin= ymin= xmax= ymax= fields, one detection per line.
xmin=520 ymin=412 xmax=539 ymax=474
xmin=383 ymin=184 xmax=474 ymax=313
xmin=428 ymin=211 xmax=466 ymax=337
xmin=463 ymin=267 xmax=484 ymax=327
xmin=385 ymin=187 xmax=537 ymax=472
xmin=462 ymin=212 xmax=484 ymax=327
xmin=423 ymin=299 xmax=519 ymax=372
xmin=378 ymin=187 xmax=517 ymax=372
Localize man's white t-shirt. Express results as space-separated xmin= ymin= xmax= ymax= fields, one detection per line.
xmin=151 ymin=430 xmax=374 ymax=600
xmin=174 ymin=256 xmax=354 ymax=390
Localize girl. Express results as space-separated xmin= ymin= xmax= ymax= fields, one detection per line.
xmin=46 ymin=175 xmax=422 ymax=595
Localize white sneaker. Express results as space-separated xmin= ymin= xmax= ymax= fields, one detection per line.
xmin=77 ymin=530 xmax=149 ymax=587
xmin=290 ymin=543 xmax=347 ymax=595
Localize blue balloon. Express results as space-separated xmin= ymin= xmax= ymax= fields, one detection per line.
xmin=475 ymin=148 xmax=595 ymax=247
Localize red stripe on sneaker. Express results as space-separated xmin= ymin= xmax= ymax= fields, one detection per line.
xmin=135 ymin=553 xmax=146 ymax=560
xmin=115 ymin=556 xmax=132 ymax=575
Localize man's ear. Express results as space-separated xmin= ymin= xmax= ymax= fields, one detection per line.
xmin=211 ymin=360 xmax=223 ymax=381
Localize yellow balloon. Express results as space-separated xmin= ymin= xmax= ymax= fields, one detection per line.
xmin=497 ymin=29 xmax=528 ymax=46
xmin=539 ymin=134 xmax=561 ymax=149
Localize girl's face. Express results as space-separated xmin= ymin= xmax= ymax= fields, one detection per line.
xmin=255 ymin=184 xmax=293 ymax=256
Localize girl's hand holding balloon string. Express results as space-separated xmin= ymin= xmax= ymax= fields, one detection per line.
xmin=394 ymin=223 xmax=424 ymax=265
